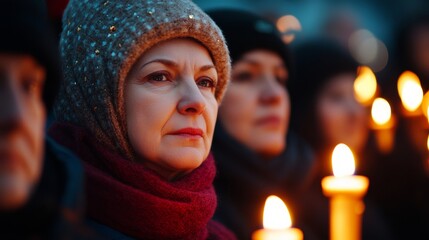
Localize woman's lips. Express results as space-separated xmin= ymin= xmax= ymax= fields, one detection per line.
xmin=169 ymin=128 xmax=203 ymax=138
xmin=255 ymin=115 xmax=282 ymax=126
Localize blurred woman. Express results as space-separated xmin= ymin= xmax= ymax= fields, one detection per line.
xmin=374 ymin=14 xmax=429 ymax=239
xmin=49 ymin=0 xmax=235 ymax=239
xmin=208 ymin=9 xmax=315 ymax=240
xmin=289 ymin=38 xmax=393 ymax=240
xmin=289 ymin=39 xmax=369 ymax=176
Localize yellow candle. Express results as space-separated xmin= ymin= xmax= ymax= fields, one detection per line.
xmin=370 ymin=98 xmax=395 ymax=153
xmin=321 ymin=144 xmax=369 ymax=240
xmin=252 ymin=195 xmax=303 ymax=240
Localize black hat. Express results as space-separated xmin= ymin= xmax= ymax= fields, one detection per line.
xmin=207 ymin=8 xmax=292 ymax=81
xmin=290 ymin=38 xmax=358 ymax=102
xmin=0 ymin=0 xmax=61 ymax=112
xmin=289 ymin=38 xmax=358 ymax=150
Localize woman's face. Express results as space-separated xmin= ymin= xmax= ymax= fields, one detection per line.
xmin=0 ymin=54 xmax=46 ymax=209
xmin=219 ymin=50 xmax=289 ymax=158
xmin=125 ymin=38 xmax=218 ymax=180
xmin=317 ymin=73 xmax=368 ymax=153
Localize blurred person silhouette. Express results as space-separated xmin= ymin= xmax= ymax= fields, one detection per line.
xmin=387 ymin=13 xmax=429 ymax=159
xmin=323 ymin=8 xmax=359 ymax=48
xmin=396 ymin=13 xmax=429 ymax=91
xmin=289 ymin=38 xmax=394 ymax=240
xmin=208 ymin=9 xmax=315 ymax=240
xmin=372 ymin=13 xmax=429 ymax=239
xmin=0 ymin=0 xmax=99 ymax=239
xmin=48 ymin=0 xmax=236 ymax=239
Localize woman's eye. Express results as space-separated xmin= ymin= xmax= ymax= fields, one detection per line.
xmin=232 ymin=71 xmax=254 ymax=82
xmin=147 ymin=72 xmax=169 ymax=82
xmin=197 ymin=77 xmax=216 ymax=89
xmin=21 ymin=77 xmax=38 ymax=94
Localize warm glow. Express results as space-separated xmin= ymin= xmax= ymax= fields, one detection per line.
xmin=332 ymin=144 xmax=355 ymax=177
xmin=427 ymin=105 xmax=429 ymax=121
xmin=354 ymin=66 xmax=377 ymax=105
xmin=276 ymin=15 xmax=302 ymax=44
xmin=427 ymin=106 xmax=429 ymax=122
xmin=398 ymin=71 xmax=423 ymax=112
xmin=421 ymin=91 xmax=429 ymax=118
xmin=263 ymin=195 xmax=292 ymax=230
xmin=371 ymin=98 xmax=391 ymax=125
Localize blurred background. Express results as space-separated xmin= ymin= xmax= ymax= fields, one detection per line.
xmin=195 ymin=0 xmax=429 ymax=74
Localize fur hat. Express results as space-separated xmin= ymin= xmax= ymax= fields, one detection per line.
xmin=0 ymin=0 xmax=61 ymax=112
xmin=54 ymin=0 xmax=230 ymax=159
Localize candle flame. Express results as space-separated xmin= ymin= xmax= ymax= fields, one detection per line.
xmin=332 ymin=143 xmax=355 ymax=177
xmin=371 ymin=98 xmax=391 ymax=125
xmin=354 ymin=66 xmax=377 ymax=105
xmin=398 ymin=71 xmax=423 ymax=112
xmin=263 ymin=195 xmax=292 ymax=230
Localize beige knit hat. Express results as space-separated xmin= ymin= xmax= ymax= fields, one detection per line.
xmin=54 ymin=0 xmax=230 ymax=159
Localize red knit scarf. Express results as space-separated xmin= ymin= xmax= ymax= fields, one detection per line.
xmin=49 ymin=123 xmax=235 ymax=240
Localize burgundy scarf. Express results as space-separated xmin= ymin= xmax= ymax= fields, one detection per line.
xmin=49 ymin=123 xmax=235 ymax=240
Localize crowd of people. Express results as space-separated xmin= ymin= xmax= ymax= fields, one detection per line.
xmin=1 ymin=0 xmax=428 ymax=239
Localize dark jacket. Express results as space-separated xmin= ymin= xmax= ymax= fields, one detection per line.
xmin=0 ymin=137 xmax=98 ymax=239
xmin=212 ymin=123 xmax=315 ymax=240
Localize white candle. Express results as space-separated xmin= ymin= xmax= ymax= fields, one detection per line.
xmin=321 ymin=144 xmax=369 ymax=240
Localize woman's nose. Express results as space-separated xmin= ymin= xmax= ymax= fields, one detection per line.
xmin=259 ymin=75 xmax=283 ymax=105
xmin=177 ymin=79 xmax=206 ymax=115
xmin=0 ymin=80 xmax=25 ymax=135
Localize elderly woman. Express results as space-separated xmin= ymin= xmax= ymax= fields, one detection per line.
xmin=49 ymin=0 xmax=235 ymax=239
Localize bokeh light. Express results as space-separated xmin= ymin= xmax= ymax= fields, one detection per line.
xmin=276 ymin=15 xmax=302 ymax=44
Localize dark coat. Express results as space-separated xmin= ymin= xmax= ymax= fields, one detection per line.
xmin=212 ymin=123 xmax=315 ymax=240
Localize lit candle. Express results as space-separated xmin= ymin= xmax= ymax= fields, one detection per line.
xmin=398 ymin=73 xmax=428 ymax=153
xmin=354 ymin=66 xmax=377 ymax=106
xmin=252 ymin=195 xmax=303 ymax=240
xmin=397 ymin=71 xmax=423 ymax=115
xmin=370 ymin=98 xmax=395 ymax=153
xmin=321 ymin=144 xmax=369 ymax=240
